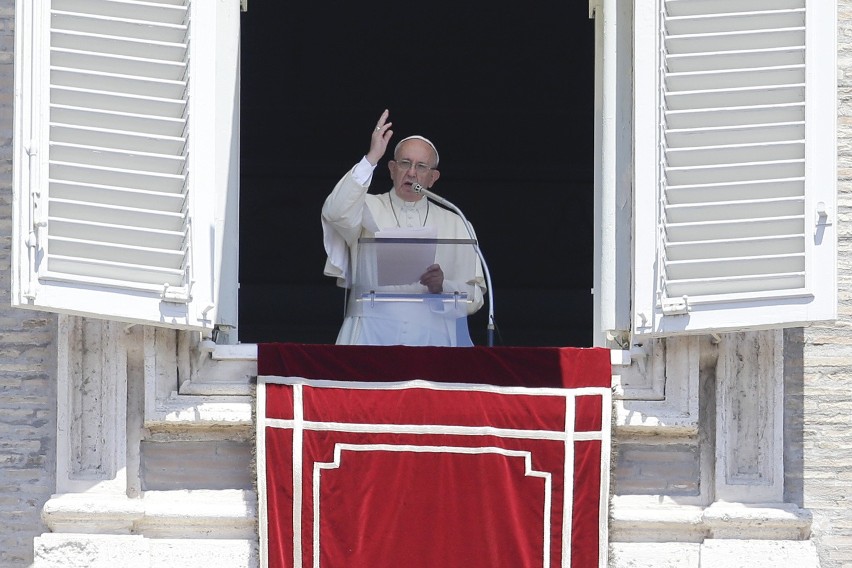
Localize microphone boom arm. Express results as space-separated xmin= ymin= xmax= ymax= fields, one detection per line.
xmin=413 ymin=183 xmax=496 ymax=346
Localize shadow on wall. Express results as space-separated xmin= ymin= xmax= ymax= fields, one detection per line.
xmin=783 ymin=327 xmax=805 ymax=508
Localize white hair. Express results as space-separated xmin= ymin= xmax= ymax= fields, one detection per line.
xmin=393 ymin=135 xmax=440 ymax=166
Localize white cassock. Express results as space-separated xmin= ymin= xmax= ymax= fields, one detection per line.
xmin=321 ymin=158 xmax=485 ymax=346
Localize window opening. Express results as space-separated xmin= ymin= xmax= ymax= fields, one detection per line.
xmin=238 ymin=2 xmax=595 ymax=346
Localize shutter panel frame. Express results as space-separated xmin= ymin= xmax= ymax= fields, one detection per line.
xmin=12 ymin=0 xmax=240 ymax=333
xmin=631 ymin=0 xmax=837 ymax=337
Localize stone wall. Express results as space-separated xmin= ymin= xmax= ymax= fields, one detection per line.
xmin=797 ymin=3 xmax=852 ymax=565
xmin=0 ymin=1 xmax=58 ymax=565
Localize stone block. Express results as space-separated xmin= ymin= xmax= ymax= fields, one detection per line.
xmin=699 ymin=539 xmax=820 ymax=568
xmin=610 ymin=542 xmax=700 ymax=568
xmin=34 ymin=534 xmax=149 ymax=568
xmin=149 ymin=539 xmax=257 ymax=568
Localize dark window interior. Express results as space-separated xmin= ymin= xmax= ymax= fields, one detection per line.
xmin=238 ymin=3 xmax=595 ymax=347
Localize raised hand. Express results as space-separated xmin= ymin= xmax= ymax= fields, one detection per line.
xmin=366 ymin=109 xmax=393 ymax=166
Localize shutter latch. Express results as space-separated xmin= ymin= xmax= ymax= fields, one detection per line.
xmin=661 ymin=295 xmax=689 ymax=315
xmin=815 ymin=202 xmax=833 ymax=228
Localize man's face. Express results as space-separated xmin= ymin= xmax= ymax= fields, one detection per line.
xmin=388 ymin=139 xmax=441 ymax=202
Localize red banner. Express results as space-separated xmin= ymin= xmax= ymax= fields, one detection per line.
xmin=257 ymin=344 xmax=611 ymax=567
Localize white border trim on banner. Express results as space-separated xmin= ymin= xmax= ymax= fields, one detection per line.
xmin=313 ymin=444 xmax=553 ymax=568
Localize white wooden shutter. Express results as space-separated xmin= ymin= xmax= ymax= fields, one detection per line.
xmin=13 ymin=0 xmax=240 ymax=332
xmin=632 ymin=0 xmax=836 ymax=336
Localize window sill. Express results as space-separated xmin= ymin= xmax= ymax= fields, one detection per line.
xmin=148 ymin=345 xmax=643 ymax=430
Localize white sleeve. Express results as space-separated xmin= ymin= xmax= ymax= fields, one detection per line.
xmin=352 ymin=156 xmax=376 ymax=186
xmin=321 ymin=161 xmax=376 ymax=285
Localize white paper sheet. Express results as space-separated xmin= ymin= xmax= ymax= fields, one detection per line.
xmin=373 ymin=227 xmax=438 ymax=286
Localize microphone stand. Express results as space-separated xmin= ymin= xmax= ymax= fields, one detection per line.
xmin=413 ymin=183 xmax=495 ymax=346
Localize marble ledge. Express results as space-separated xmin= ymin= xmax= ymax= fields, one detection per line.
xmin=610 ymin=501 xmax=812 ymax=543
xmin=42 ymin=490 xmax=257 ymax=539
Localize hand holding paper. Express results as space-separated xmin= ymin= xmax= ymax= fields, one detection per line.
xmin=419 ymin=264 xmax=444 ymax=293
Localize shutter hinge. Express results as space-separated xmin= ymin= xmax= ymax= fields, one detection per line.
xmin=26 ymin=142 xmax=46 ymax=250
xmin=161 ymin=282 xmax=193 ymax=304
xmin=661 ymin=295 xmax=689 ymax=315
xmin=22 ymin=232 xmax=37 ymax=299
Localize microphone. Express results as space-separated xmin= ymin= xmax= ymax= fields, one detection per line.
xmin=412 ymin=183 xmax=496 ymax=347
xmin=412 ymin=182 xmax=452 ymax=207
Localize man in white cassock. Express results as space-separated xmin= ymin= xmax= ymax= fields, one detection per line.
xmin=321 ymin=109 xmax=486 ymax=346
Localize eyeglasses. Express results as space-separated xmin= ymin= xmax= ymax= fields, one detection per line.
xmin=394 ymin=159 xmax=435 ymax=174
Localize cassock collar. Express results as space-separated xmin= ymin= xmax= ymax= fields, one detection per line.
xmin=389 ymin=188 xmax=429 ymax=213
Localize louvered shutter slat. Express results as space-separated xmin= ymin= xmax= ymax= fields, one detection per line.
xmin=51 ymin=30 xmax=188 ymax=60
xmin=51 ymin=68 xmax=186 ymax=99
xmin=667 ymin=29 xmax=805 ymax=54
xmin=666 ymin=103 xmax=804 ymax=129
xmin=50 ymin=163 xmax=185 ymax=192
xmin=665 ymin=160 xmax=804 ymax=186
xmin=52 ymin=49 xmax=187 ymax=81
xmin=666 ymin=66 xmax=804 ymax=92
xmin=667 ymin=141 xmax=803 ymax=168
xmin=665 ymin=217 xmax=804 ymax=242
xmin=52 ymin=87 xmax=186 ymax=117
xmin=666 ymin=179 xmax=804 ymax=204
xmin=665 ymin=0 xmax=804 ymax=17
xmin=666 ymin=123 xmax=804 ymax=147
xmin=666 ymin=254 xmax=804 ymax=280
xmin=51 ymin=12 xmax=187 ymax=43
xmin=50 ymin=199 xmax=185 ymax=230
xmin=666 ymin=85 xmax=805 ymax=111
xmin=666 ymin=197 xmax=803 ymax=223
xmin=54 ymin=0 xmax=188 ymax=24
xmin=49 ymin=219 xmax=185 ymax=250
xmin=52 ymin=105 xmax=186 ymax=136
xmin=51 ymin=124 xmax=186 ymax=154
xmin=666 ymin=235 xmax=804 ymax=261
xmin=50 ymin=237 xmax=185 ymax=269
xmin=48 ymin=256 xmax=184 ymax=285
xmin=666 ymin=10 xmax=805 ymax=35
xmin=668 ymin=48 xmax=805 ymax=73
xmin=665 ymin=273 xmax=805 ymax=297
xmin=50 ymin=143 xmax=185 ymax=173
xmin=50 ymin=181 xmax=186 ymax=211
